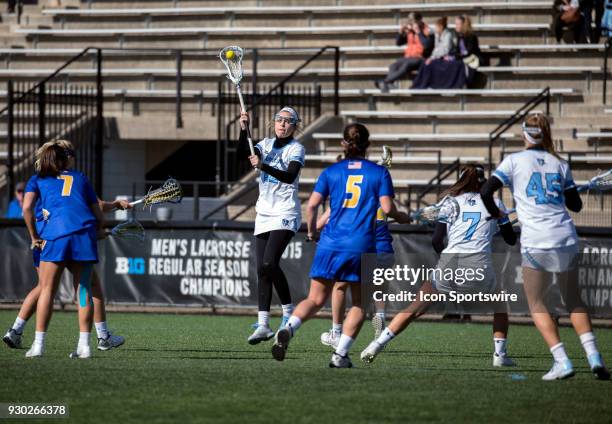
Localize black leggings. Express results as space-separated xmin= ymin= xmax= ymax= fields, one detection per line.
xmin=255 ymin=230 xmax=294 ymax=312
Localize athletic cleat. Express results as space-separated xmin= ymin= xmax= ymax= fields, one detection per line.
xmin=279 ymin=315 xmax=289 ymax=330
xmin=587 ymin=353 xmax=611 ymax=380
xmin=271 ymin=327 xmax=292 ymax=361
xmin=542 ymin=359 xmax=574 ymax=381
xmin=247 ymin=325 xmax=274 ymax=345
xmin=69 ymin=345 xmax=92 ymax=359
xmin=372 ymin=314 xmax=385 ymax=339
xmin=360 ymin=340 xmax=384 ymax=364
xmin=320 ymin=330 xmax=340 ymax=348
xmin=493 ymin=353 xmax=517 ymax=367
xmin=97 ymin=333 xmax=125 ymax=351
xmin=25 ymin=343 xmax=43 ymax=358
xmin=3 ymin=329 xmax=22 ymax=349
xmin=329 ymin=352 xmax=353 ymax=368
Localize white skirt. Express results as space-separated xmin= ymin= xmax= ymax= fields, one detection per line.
xmin=254 ymin=213 xmax=301 ymax=235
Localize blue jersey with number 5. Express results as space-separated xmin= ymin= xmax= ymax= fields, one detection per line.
xmin=25 ymin=170 xmax=98 ymax=241
xmin=493 ymin=148 xmax=577 ymax=249
xmin=314 ymin=159 xmax=394 ymax=253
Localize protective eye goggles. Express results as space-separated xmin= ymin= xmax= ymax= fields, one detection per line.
xmin=274 ymin=114 xmax=298 ymax=125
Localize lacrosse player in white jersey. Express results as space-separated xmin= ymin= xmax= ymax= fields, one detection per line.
xmin=361 ymin=165 xmax=518 ymax=367
xmin=481 ymin=113 xmax=610 ymax=381
xmin=238 ymin=107 xmax=304 ymax=344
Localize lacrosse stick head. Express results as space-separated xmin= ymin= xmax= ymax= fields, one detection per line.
xmin=110 ymin=219 xmax=145 ymax=242
xmin=587 ymin=169 xmax=612 ymax=192
xmin=377 ymin=145 xmax=393 ymax=168
xmin=219 ymin=46 xmax=244 ymax=85
xmin=412 ymin=196 xmax=460 ymax=224
xmin=143 ymin=178 xmax=183 ymax=207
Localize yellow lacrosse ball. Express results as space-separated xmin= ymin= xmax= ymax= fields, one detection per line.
xmin=225 ymin=50 xmax=235 ymax=59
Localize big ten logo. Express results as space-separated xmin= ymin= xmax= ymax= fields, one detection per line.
xmin=115 ymin=257 xmax=146 ymax=275
xmin=281 ymin=241 xmax=303 ymax=260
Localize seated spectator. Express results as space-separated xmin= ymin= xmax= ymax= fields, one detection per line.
xmin=451 ymin=15 xmax=487 ymax=87
xmin=411 ymin=17 xmax=467 ymax=89
xmin=580 ymin=0 xmax=604 ymax=43
xmin=552 ymin=0 xmax=587 ymax=43
xmin=375 ymin=12 xmax=433 ymax=93
xmin=5 ymin=182 xmax=25 ymax=219
xmin=603 ymin=0 xmax=612 ymax=38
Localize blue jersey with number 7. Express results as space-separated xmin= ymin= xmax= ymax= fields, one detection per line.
xmin=314 ymin=158 xmax=394 ymax=253
xmin=25 ymin=170 xmax=98 ymax=241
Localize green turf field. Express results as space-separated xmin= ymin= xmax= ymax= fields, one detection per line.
xmin=1 ymin=311 xmax=611 ymax=423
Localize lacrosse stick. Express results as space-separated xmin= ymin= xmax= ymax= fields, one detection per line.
xmin=577 ymin=169 xmax=612 ymax=192
xmin=130 ymin=178 xmax=183 ymax=208
xmin=219 ymin=45 xmax=255 ymax=156
xmin=106 ymin=219 xmax=145 ymax=242
xmin=411 ymin=195 xmax=460 ymax=224
xmin=377 ymin=145 xmax=393 ymax=169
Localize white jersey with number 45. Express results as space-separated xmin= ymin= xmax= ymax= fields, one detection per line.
xmin=443 ymin=193 xmax=509 ymax=254
xmin=493 ymin=149 xmax=577 ymax=249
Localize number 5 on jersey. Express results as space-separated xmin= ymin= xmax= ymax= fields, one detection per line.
xmin=58 ymin=175 xmax=73 ymax=197
xmin=343 ymin=175 xmax=363 ymax=209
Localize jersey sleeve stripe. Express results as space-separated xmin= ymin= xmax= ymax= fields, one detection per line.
xmin=493 ymin=171 xmax=510 ymax=186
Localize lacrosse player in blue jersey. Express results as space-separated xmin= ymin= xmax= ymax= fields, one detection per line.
xmin=271 ymin=123 xmax=411 ymax=367
xmin=21 ymin=140 xmax=105 ymax=359
xmin=481 ymin=114 xmax=610 ymax=380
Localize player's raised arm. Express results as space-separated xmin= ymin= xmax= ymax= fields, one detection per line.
xmin=380 ymin=196 xmax=411 ymax=224
xmin=98 ymin=198 xmax=133 ymax=213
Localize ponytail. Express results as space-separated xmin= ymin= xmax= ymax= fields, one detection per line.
xmin=342 ymin=123 xmax=370 ymax=159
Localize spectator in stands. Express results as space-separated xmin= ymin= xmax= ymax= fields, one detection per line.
xmin=451 ymin=15 xmax=486 ymax=87
xmin=580 ymin=0 xmax=604 ymax=43
xmin=552 ymin=0 xmax=588 ymax=43
xmin=375 ymin=12 xmax=433 ymax=93
xmin=5 ymin=182 xmax=25 ymax=218
xmin=411 ymin=17 xmax=467 ymax=89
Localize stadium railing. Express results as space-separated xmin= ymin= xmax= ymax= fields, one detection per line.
xmin=487 ymin=86 xmax=550 ymax=173
xmin=0 ymin=47 xmax=104 ymax=206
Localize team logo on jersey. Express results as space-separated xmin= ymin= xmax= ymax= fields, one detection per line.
xmin=537 ymin=158 xmax=545 ymax=166
xmin=348 ymin=161 xmax=362 ymax=169
xmin=468 ymin=199 xmax=476 ymax=206
xmin=282 ymin=218 xmax=297 ymax=231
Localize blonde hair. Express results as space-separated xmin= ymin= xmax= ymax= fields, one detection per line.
xmin=34 ymin=139 xmax=75 ymax=176
xmin=523 ymin=114 xmax=560 ymax=159
xmin=457 ymin=15 xmax=473 ymax=36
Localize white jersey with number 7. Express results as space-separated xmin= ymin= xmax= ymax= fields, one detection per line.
xmin=493 ymin=149 xmax=578 ymax=249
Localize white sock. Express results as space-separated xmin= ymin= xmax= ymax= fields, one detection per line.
xmin=335 ymin=334 xmax=354 ymax=357
xmin=281 ymin=304 xmax=294 ymax=317
xmin=550 ymin=342 xmax=569 ymax=363
xmin=376 ymin=328 xmax=395 ymax=347
xmin=34 ymin=331 xmax=45 ymax=346
xmin=376 ymin=311 xmax=385 ymax=320
xmin=12 ymin=317 xmax=26 ymax=333
xmin=332 ymin=322 xmax=342 ymax=334
xmin=94 ymin=321 xmax=109 ymax=340
xmin=257 ymin=311 xmax=270 ymax=328
xmin=78 ymin=332 xmax=90 ymax=349
xmin=286 ymin=315 xmax=302 ymax=334
xmin=579 ymin=332 xmax=599 ymax=357
xmin=494 ymin=338 xmax=507 ymax=356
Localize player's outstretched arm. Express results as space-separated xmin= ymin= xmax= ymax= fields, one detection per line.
xmin=380 ymin=195 xmax=411 ymax=224
xmin=498 ymin=222 xmax=517 ymax=246
xmin=564 ymin=187 xmax=582 ymax=213
xmin=98 ymin=198 xmax=133 ymax=213
xmin=306 ymin=192 xmax=324 ymax=241
xmin=22 ymin=191 xmax=41 ymax=247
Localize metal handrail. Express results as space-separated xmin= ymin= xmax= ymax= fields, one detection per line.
xmin=604 ymin=39 xmax=611 ymax=105
xmin=487 ymin=86 xmax=550 ymax=173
